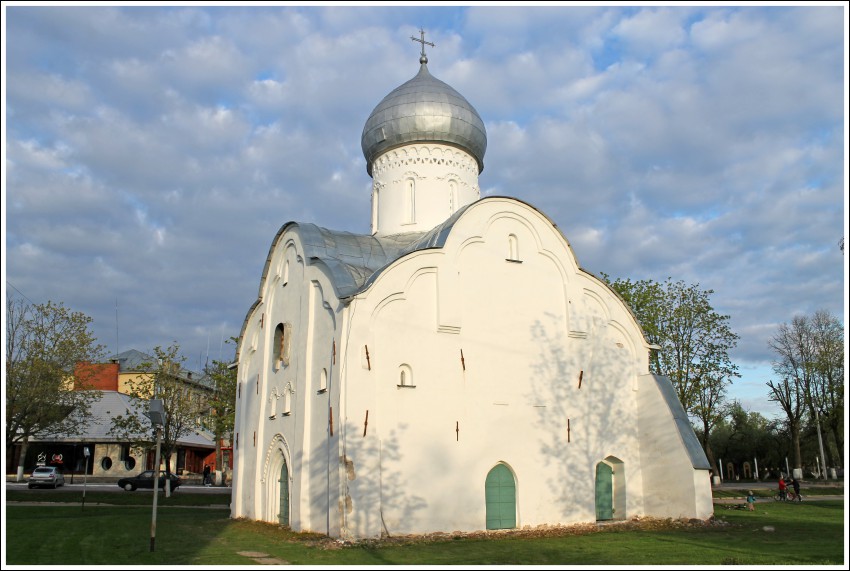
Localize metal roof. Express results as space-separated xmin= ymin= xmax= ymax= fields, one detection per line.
xmin=291 ymin=204 xmax=474 ymax=300
xmin=361 ymin=62 xmax=487 ymax=176
xmin=650 ymin=374 xmax=712 ymax=470
xmin=111 ymin=349 xmax=214 ymax=390
xmin=27 ymin=391 xmax=215 ymax=448
xmin=295 ymin=223 xmax=425 ymax=298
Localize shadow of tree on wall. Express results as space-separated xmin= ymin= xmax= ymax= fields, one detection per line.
xmin=334 ymin=421 xmax=427 ymax=538
xmin=527 ymin=311 xmax=636 ymax=522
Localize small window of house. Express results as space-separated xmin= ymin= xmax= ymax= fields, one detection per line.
xmin=507 ymin=234 xmax=520 ymax=262
xmin=405 ymin=178 xmax=416 ymax=223
xmin=269 ymin=390 xmax=278 ymax=420
xmin=372 ymin=186 xmax=380 ymax=233
xmin=283 ymin=385 xmax=292 ymax=416
xmin=398 ymin=364 xmax=415 ymax=388
xmin=101 ymin=457 xmax=113 ymax=471
xmin=319 ymin=368 xmax=328 ymax=393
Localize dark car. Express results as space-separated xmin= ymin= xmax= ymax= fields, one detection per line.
xmin=117 ymin=470 xmax=181 ymax=491
xmin=28 ymin=466 xmax=66 ymax=489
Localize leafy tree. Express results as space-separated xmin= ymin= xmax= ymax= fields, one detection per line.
xmin=204 ymin=337 xmax=238 ymax=485
xmin=809 ymin=309 xmax=844 ymax=468
xmin=599 ymin=275 xmax=665 ymax=370
xmin=707 ymin=401 xmax=778 ymax=479
xmin=109 ymin=343 xmax=211 ymax=494
xmin=602 ymin=275 xmax=740 ymax=473
xmin=768 ymin=310 xmax=844 ymax=476
xmin=767 ymin=315 xmax=813 ymax=474
xmin=5 ymin=297 xmax=104 ymax=481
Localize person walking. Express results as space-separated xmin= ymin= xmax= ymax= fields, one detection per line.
xmin=203 ymin=464 xmax=211 ymax=486
xmin=778 ymin=475 xmax=787 ymax=501
xmin=746 ymin=490 xmax=756 ymax=511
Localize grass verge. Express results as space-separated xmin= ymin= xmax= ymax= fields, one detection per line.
xmin=6 ymin=489 xmax=231 ymax=507
xmin=4 ymin=500 xmax=844 ymax=565
xmin=712 ymin=485 xmax=844 ymax=499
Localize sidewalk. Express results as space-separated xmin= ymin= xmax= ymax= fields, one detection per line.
xmin=713 ymin=495 xmax=843 ymax=504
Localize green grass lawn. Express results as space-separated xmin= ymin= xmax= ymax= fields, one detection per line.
xmin=4 ymin=499 xmax=844 ymax=565
xmin=5 ymin=489 xmax=232 ymax=507
xmin=711 ymin=484 xmax=844 ymax=499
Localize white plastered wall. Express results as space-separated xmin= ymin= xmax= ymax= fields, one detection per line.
xmin=636 ymin=373 xmax=714 ymax=520
xmin=340 ymin=197 xmax=653 ymax=538
xmin=232 ymin=230 xmax=343 ymax=536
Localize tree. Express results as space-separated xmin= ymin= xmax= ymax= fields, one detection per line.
xmin=768 ymin=310 xmax=844 ymax=476
xmin=708 ymin=401 xmax=777 ymax=479
xmin=809 ymin=309 xmax=844 ymax=469
xmin=767 ymin=315 xmax=813 ymax=474
xmin=5 ymin=297 xmax=104 ymax=481
xmin=599 ymin=276 xmax=666 ymax=372
xmin=109 ymin=343 xmax=211 ymax=495
xmin=204 ymin=337 xmax=238 ymax=486
xmin=602 ymin=275 xmax=740 ymax=473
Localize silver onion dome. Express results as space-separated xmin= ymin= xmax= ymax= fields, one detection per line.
xmin=361 ymin=62 xmax=487 ymax=176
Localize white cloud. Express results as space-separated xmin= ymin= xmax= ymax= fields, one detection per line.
xmin=4 ymin=5 xmax=844 ymax=419
xmin=612 ymin=8 xmax=689 ymax=55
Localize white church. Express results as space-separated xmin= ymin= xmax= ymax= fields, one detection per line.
xmin=231 ymin=37 xmax=713 ymax=539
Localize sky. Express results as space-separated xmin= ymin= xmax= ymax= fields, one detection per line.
xmin=3 ymin=3 xmax=847 ymax=421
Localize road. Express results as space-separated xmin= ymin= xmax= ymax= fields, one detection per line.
xmin=4 ymin=481 xmax=231 ymax=495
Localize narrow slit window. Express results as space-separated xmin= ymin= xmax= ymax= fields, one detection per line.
xmin=273 ymin=324 xmax=285 ymax=370
xmin=273 ymin=323 xmax=292 ymax=370
xmin=269 ymin=391 xmax=277 ymax=419
xmin=283 ymin=386 xmax=292 ymax=416
xmin=508 ymin=234 xmax=519 ymax=261
xmin=398 ymin=364 xmax=415 ymax=388
xmin=405 ymin=178 xmax=415 ymax=223
xmin=372 ymin=186 xmax=380 ymax=233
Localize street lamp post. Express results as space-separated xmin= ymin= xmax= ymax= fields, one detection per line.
xmin=81 ymin=446 xmax=90 ymax=511
xmin=148 ymin=399 xmax=165 ymax=552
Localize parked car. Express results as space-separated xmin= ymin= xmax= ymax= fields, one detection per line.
xmin=28 ymin=466 xmax=66 ymax=489
xmin=117 ymin=470 xmax=182 ymax=492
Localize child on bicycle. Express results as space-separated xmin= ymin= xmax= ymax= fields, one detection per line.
xmin=791 ymin=477 xmax=801 ymax=501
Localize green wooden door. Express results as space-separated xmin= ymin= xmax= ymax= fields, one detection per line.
xmin=278 ymin=460 xmax=289 ymax=526
xmin=595 ymin=462 xmax=613 ymax=521
xmin=485 ymin=464 xmax=516 ymax=530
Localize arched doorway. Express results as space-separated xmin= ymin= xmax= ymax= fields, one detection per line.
xmin=485 ymin=464 xmax=516 ymax=530
xmin=263 ymin=435 xmax=291 ymax=526
xmin=278 ymin=459 xmax=289 ymax=526
xmin=595 ymin=457 xmax=626 ymax=521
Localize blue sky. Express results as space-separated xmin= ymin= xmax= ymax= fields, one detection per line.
xmin=3 ymin=3 xmax=847 ymax=420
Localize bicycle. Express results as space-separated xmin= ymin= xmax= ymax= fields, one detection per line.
xmin=773 ymin=491 xmax=802 ymax=502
